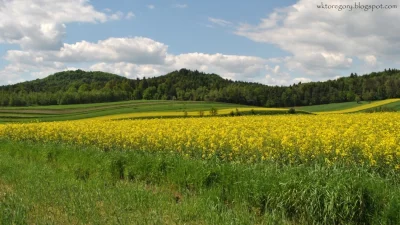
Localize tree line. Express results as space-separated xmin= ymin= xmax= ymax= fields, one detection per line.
xmin=0 ymin=68 xmax=400 ymax=107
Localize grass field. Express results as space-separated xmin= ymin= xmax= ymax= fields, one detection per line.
xmin=296 ymin=99 xmax=400 ymax=113
xmin=0 ymin=101 xmax=271 ymax=123
xmin=0 ymin=140 xmax=399 ymax=224
xmin=360 ymin=100 xmax=400 ymax=112
xmin=1 ymin=98 xmax=399 ymax=124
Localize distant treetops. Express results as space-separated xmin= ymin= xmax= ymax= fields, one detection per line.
xmin=0 ymin=68 xmax=399 ymax=107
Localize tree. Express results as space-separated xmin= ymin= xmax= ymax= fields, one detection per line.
xmin=78 ymin=84 xmax=89 ymax=93
xmin=143 ymin=86 xmax=157 ymax=100
xmin=355 ymin=95 xmax=361 ymax=104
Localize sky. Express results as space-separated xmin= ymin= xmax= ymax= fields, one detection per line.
xmin=1 ymin=0 xmax=400 ymax=86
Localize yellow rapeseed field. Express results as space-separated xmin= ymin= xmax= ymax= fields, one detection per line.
xmin=0 ymin=114 xmax=399 ymax=169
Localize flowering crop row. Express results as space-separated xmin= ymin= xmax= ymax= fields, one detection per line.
xmin=0 ymin=114 xmax=399 ymax=169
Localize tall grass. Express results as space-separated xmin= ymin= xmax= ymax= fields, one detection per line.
xmin=0 ymin=140 xmax=399 ymax=224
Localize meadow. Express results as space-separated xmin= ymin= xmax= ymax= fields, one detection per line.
xmin=0 ymin=100 xmax=291 ymax=123
xmin=296 ymin=98 xmax=400 ymax=113
xmin=1 ymin=98 xmax=397 ymax=124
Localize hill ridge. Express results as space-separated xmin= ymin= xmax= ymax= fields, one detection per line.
xmin=0 ymin=68 xmax=400 ymax=107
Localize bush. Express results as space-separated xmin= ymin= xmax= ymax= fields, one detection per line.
xmin=199 ymin=110 xmax=204 ymax=117
xmin=288 ymin=108 xmax=296 ymax=114
xmin=235 ymin=108 xmax=241 ymax=116
xmin=210 ymin=107 xmax=218 ymax=116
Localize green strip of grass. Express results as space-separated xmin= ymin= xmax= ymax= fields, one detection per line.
xmin=0 ymin=101 xmax=256 ymax=123
xmin=360 ymin=101 xmax=400 ymax=112
xmin=0 ymin=99 xmax=157 ymax=110
xmin=0 ymin=140 xmax=399 ymax=224
xmin=295 ymin=101 xmax=371 ymax=112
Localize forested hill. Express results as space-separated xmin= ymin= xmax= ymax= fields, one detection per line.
xmin=1 ymin=70 xmax=128 ymax=93
xmin=0 ymin=68 xmax=400 ymax=107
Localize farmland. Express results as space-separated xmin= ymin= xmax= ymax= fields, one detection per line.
xmin=0 ymin=112 xmax=400 ymax=224
xmin=0 ymin=98 xmax=398 ymax=124
xmin=1 ymin=114 xmax=399 ymax=168
xmin=0 ymin=100 xmax=294 ymax=123
xmin=296 ymin=98 xmax=400 ymax=113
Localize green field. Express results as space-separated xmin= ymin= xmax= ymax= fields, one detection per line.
xmin=360 ymin=100 xmax=400 ymax=112
xmin=296 ymin=99 xmax=400 ymax=113
xmin=1 ymin=98 xmax=399 ymax=123
xmin=0 ymin=101 xmax=265 ymax=123
xmin=295 ymin=101 xmax=371 ymax=112
xmin=1 ymin=140 xmax=399 ymax=224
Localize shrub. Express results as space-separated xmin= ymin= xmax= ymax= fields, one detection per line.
xmin=235 ymin=108 xmax=241 ymax=116
xmin=199 ymin=110 xmax=204 ymax=117
xmin=210 ymin=107 xmax=218 ymax=116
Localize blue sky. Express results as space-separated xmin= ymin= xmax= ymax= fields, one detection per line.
xmin=1 ymin=0 xmax=399 ymax=85
xmin=60 ymin=0 xmax=294 ymax=57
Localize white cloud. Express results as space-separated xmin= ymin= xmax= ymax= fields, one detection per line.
xmin=170 ymin=53 xmax=266 ymax=80
xmin=57 ymin=37 xmax=169 ymax=64
xmin=0 ymin=0 xmax=114 ymax=50
xmin=4 ymin=37 xmax=169 ymax=65
xmin=273 ymin=65 xmax=280 ymax=74
xmin=292 ymin=77 xmax=312 ymax=83
xmin=2 ymin=36 xmax=291 ymax=85
xmin=147 ymin=5 xmax=155 ymax=9
xmin=363 ymin=55 xmax=377 ymax=67
xmin=109 ymin=11 xmax=124 ymax=21
xmin=235 ymin=0 xmax=400 ymax=79
xmin=89 ymin=52 xmax=271 ymax=82
xmin=208 ymin=17 xmax=233 ymax=27
xmin=174 ymin=4 xmax=188 ymax=9
xmin=90 ymin=62 xmax=169 ymax=79
xmin=126 ymin=12 xmax=135 ymax=19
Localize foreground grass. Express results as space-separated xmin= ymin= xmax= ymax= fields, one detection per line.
xmin=0 ymin=140 xmax=399 ymax=224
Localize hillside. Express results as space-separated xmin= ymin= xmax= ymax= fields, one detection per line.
xmin=1 ymin=70 xmax=127 ymax=93
xmin=1 ymin=68 xmax=400 ymax=107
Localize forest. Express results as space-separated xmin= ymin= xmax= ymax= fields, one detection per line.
xmin=0 ymin=68 xmax=399 ymax=107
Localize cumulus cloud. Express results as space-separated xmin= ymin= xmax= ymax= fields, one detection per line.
xmin=1 ymin=36 xmax=290 ymax=85
xmin=90 ymin=62 xmax=169 ymax=79
xmin=235 ymin=0 xmax=400 ymax=79
xmin=5 ymin=37 xmax=169 ymax=65
xmin=0 ymin=0 xmax=114 ymax=50
xmin=57 ymin=37 xmax=169 ymax=64
xmin=89 ymin=52 xmax=271 ymax=82
xmin=362 ymin=55 xmax=378 ymax=67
